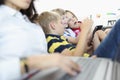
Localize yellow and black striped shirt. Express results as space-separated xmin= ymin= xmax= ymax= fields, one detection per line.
xmin=46 ymin=34 xmax=90 ymax=57
xmin=46 ymin=34 xmax=76 ymax=53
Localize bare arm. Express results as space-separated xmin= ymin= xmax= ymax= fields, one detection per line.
xmin=67 ymin=36 xmax=78 ymax=44
xmin=96 ymin=30 xmax=107 ymax=41
xmin=73 ymin=18 xmax=93 ymax=56
xmin=21 ymin=54 xmax=80 ymax=76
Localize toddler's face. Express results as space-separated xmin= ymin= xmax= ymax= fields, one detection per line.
xmin=66 ymin=12 xmax=78 ymax=28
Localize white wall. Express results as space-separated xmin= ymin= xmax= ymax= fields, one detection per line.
xmin=34 ymin=0 xmax=120 ymax=26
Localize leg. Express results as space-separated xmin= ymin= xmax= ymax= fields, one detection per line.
xmin=93 ymin=32 xmax=100 ymax=50
xmin=104 ymin=28 xmax=111 ymax=34
xmin=96 ymin=30 xmax=106 ymax=41
xmin=94 ymin=19 xmax=120 ymax=60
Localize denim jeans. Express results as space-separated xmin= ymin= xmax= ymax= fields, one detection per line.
xmin=94 ymin=19 xmax=120 ymax=60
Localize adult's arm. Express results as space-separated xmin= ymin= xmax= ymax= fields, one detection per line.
xmin=74 ymin=18 xmax=93 ymax=56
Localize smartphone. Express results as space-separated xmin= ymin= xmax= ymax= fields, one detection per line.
xmin=95 ymin=25 xmax=103 ymax=31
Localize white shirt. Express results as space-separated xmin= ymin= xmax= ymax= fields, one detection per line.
xmin=64 ymin=28 xmax=76 ymax=38
xmin=0 ymin=5 xmax=48 ymax=80
xmin=0 ymin=58 xmax=20 ymax=80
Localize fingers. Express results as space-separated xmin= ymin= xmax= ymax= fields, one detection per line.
xmin=68 ymin=60 xmax=80 ymax=73
xmin=34 ymin=54 xmax=80 ymax=76
xmin=81 ymin=18 xmax=93 ymax=31
xmin=91 ymin=55 xmax=97 ymax=59
xmin=59 ymin=58 xmax=80 ymax=76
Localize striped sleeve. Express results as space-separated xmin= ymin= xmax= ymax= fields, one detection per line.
xmin=46 ymin=35 xmax=75 ymax=53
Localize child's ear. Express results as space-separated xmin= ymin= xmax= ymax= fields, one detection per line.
xmin=49 ymin=22 xmax=56 ymax=30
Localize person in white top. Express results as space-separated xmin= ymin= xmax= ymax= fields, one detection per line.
xmin=0 ymin=0 xmax=80 ymax=80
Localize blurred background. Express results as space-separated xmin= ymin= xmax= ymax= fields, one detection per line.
xmin=34 ymin=0 xmax=120 ymax=27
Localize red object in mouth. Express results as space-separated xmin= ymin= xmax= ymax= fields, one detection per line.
xmin=72 ymin=27 xmax=81 ymax=37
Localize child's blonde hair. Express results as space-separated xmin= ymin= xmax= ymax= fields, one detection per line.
xmin=52 ymin=8 xmax=65 ymax=16
xmin=37 ymin=11 xmax=60 ymax=34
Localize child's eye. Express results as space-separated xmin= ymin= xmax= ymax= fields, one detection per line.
xmin=74 ymin=22 xmax=77 ymax=25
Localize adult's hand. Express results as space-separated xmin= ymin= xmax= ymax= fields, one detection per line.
xmin=27 ymin=54 xmax=80 ymax=76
